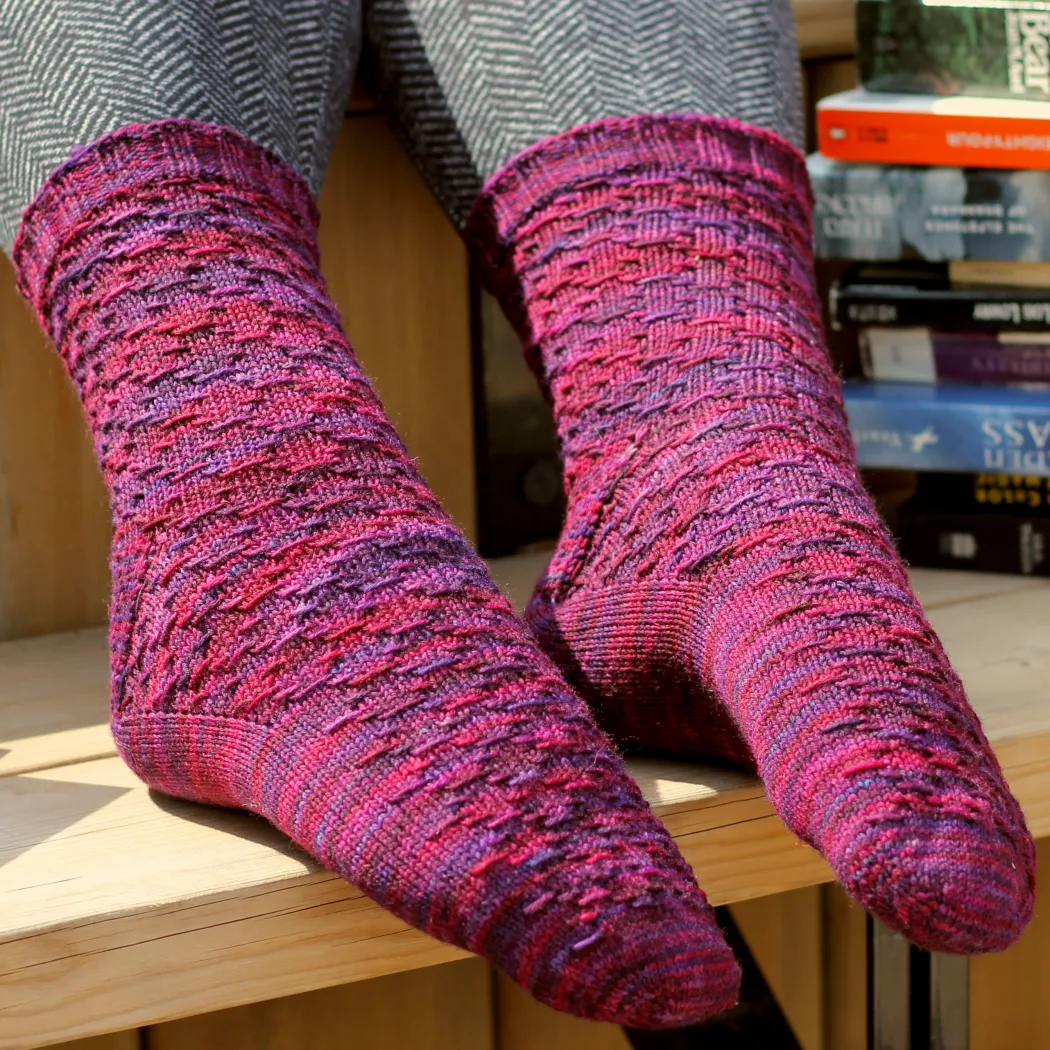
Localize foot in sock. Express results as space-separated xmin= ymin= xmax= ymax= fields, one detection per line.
xmin=14 ymin=120 xmax=741 ymax=1027
xmin=467 ymin=115 xmax=1036 ymax=955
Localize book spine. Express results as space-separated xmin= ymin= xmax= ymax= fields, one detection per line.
xmin=843 ymin=379 xmax=1050 ymax=474
xmin=861 ymin=328 xmax=1050 ymax=383
xmin=897 ymin=509 xmax=1050 ymax=575
xmin=911 ymin=470 xmax=1050 ymax=514
xmin=857 ymin=1 xmax=1050 ymax=101
xmin=807 ymin=159 xmax=1050 ymax=263
xmin=817 ymin=105 xmax=1050 ymax=169
xmin=970 ymin=471 xmax=1050 ymax=512
xmin=833 ymin=286 xmax=1050 ymax=330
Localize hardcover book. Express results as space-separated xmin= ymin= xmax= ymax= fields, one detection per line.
xmin=808 ymin=153 xmax=1050 ymax=261
xmin=861 ymin=327 xmax=1050 ymax=383
xmin=842 ymin=379 xmax=1050 ymax=474
xmin=816 ymin=88 xmax=1050 ymax=169
xmin=831 ymin=261 xmax=1050 ymax=330
xmin=857 ymin=0 xmax=1050 ymax=101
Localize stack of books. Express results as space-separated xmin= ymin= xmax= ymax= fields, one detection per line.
xmin=812 ymin=0 xmax=1050 ymax=576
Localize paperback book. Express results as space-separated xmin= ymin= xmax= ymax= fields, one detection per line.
xmin=816 ymin=88 xmax=1050 ymax=169
xmin=808 ymin=153 xmax=1050 ymax=261
xmin=860 ymin=327 xmax=1050 ymax=384
xmin=857 ymin=0 xmax=1050 ymax=100
xmin=909 ymin=470 xmax=1050 ymax=513
xmin=842 ymin=379 xmax=1050 ymax=474
xmin=897 ymin=507 xmax=1050 ymax=575
xmin=830 ymin=261 xmax=1050 ymax=330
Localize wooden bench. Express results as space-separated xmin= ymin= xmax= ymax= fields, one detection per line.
xmin=3 ymin=565 xmax=1050 ymax=1048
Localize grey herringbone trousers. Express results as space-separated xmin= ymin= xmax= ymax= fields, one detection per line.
xmin=0 ymin=0 xmax=804 ymax=251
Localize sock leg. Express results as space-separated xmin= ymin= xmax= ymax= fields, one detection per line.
xmin=13 ymin=120 xmax=741 ymax=1027
xmin=467 ymin=115 xmax=1036 ymax=955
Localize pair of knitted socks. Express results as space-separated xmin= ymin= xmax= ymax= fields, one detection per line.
xmin=13 ymin=116 xmax=1034 ymax=1028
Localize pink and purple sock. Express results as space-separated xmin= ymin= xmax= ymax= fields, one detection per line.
xmin=468 ymin=114 xmax=1036 ymax=955
xmin=14 ymin=119 xmax=741 ymax=1027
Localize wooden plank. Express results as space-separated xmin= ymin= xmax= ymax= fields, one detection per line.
xmin=316 ymin=116 xmax=475 ymax=540
xmin=730 ymin=887 xmax=825 ymax=1050
xmin=487 ymin=552 xmax=553 ymax=613
xmin=0 ymin=254 xmax=110 ymax=644
xmin=821 ymin=885 xmax=868 ymax=1050
xmin=49 ymin=1038 xmax=138 ymax=1050
xmin=0 ymin=629 xmax=109 ymax=777
xmin=0 ymin=755 xmax=816 ymax=1049
xmin=147 ymin=959 xmax=491 ymax=1050
xmin=494 ymin=972 xmax=630 ymax=1050
xmin=971 ymin=837 xmax=1050 ymax=1050
xmin=0 ymin=567 xmax=1039 ymax=779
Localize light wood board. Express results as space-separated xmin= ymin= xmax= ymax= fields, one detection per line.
xmin=317 ymin=115 xmax=475 ymax=540
xmin=147 ymin=958 xmax=492 ymax=1050
xmin=2 ymin=567 xmax=1050 ymax=1048
xmin=0 ymin=255 xmax=110 ymax=644
xmin=0 ymin=629 xmax=110 ymax=777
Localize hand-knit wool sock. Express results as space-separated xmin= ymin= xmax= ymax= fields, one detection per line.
xmin=14 ymin=119 xmax=742 ymax=1027
xmin=467 ymin=115 xmax=1037 ymax=955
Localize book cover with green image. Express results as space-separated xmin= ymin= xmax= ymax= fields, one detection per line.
xmin=858 ymin=0 xmax=1050 ymax=99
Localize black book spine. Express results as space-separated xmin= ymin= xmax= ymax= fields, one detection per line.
xmin=832 ymin=284 xmax=1050 ymax=331
xmin=897 ymin=508 xmax=1050 ymax=575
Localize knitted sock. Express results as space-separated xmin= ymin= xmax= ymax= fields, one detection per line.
xmin=467 ymin=115 xmax=1037 ymax=955
xmin=14 ymin=120 xmax=741 ymax=1027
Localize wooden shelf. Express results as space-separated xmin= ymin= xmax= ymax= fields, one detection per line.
xmin=3 ymin=564 xmax=1049 ymax=1049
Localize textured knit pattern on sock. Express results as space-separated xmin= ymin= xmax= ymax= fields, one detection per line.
xmin=467 ymin=115 xmax=1036 ymax=955
xmin=13 ymin=119 xmax=741 ymax=1027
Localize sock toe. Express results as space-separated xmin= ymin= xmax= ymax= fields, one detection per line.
xmin=832 ymin=802 xmax=1035 ymax=954
xmin=506 ymin=886 xmax=741 ymax=1027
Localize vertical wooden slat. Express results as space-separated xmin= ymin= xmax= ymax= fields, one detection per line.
xmin=493 ymin=972 xmax=630 ymax=1050
xmin=51 ymin=1035 xmax=139 ymax=1050
xmin=822 ymin=884 xmax=868 ymax=1050
xmin=0 ymin=253 xmax=110 ymax=643
xmin=730 ymin=886 xmax=826 ymax=1050
xmin=316 ymin=116 xmax=476 ymax=539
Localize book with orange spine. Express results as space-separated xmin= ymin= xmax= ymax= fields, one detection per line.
xmin=817 ymin=88 xmax=1050 ymax=169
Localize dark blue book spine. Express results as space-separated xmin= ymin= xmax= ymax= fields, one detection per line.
xmin=833 ymin=284 xmax=1050 ymax=330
